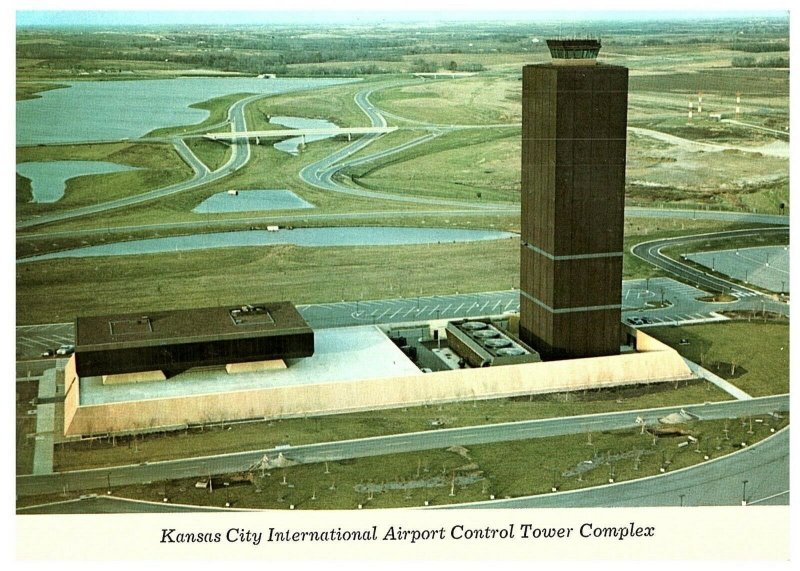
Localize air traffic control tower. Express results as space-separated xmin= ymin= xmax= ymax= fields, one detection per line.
xmin=519 ymin=39 xmax=628 ymax=360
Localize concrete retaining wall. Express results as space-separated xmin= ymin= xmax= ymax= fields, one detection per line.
xmin=64 ymin=330 xmax=692 ymax=436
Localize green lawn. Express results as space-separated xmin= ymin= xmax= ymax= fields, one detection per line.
xmin=145 ymin=92 xmax=255 ymax=137
xmin=16 ymin=381 xmax=38 ymax=475
xmin=343 ymin=127 xmax=521 ymax=203
xmin=31 ymin=413 xmax=785 ymax=510
xmin=185 ymin=138 xmax=232 ymax=172
xmin=370 ymin=76 xmax=522 ymax=125
xmin=17 ymin=219 xmax=773 ymax=325
xmin=647 ymin=321 xmax=789 ymax=397
xmin=52 ymin=378 xmax=729 ymax=473
xmin=16 ymin=82 xmax=70 ymax=101
xmin=16 ymin=142 xmax=194 ymax=217
xmin=245 ymin=79 xmax=385 ymax=131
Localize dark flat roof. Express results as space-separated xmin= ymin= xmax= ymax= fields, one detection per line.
xmin=76 ymin=302 xmax=311 ymax=352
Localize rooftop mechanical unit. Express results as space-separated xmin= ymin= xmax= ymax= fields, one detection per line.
xmin=445 ymin=319 xmax=540 ymax=368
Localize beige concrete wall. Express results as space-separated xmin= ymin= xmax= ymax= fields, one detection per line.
xmin=65 ymin=331 xmax=692 ymax=436
xmin=63 ymin=355 xmax=78 ymax=435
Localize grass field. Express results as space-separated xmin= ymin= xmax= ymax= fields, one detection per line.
xmin=16 ymin=137 xmax=449 ymax=235
xmin=52 ymin=378 xmax=729 ymax=473
xmin=16 ymin=142 xmax=194 ymax=217
xmin=16 ymin=82 xmax=70 ymax=101
xmin=245 ymin=79 xmax=381 ymax=131
xmin=30 ymin=413 xmax=785 ymax=510
xmin=185 ymin=138 xmax=232 ymax=172
xmin=343 ymin=127 xmax=521 ymax=202
xmin=16 ymin=381 xmax=38 ymax=475
xmin=145 ymin=92 xmax=256 ymax=138
xmin=647 ymin=321 xmax=789 ymax=397
xmin=16 ymin=219 xmax=766 ymax=325
xmin=370 ymin=76 xmax=522 ymax=125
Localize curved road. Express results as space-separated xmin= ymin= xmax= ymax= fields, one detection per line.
xmin=16 ymin=394 xmax=788 ymax=498
xmin=631 ymin=227 xmax=790 ymax=300
xmin=18 ymin=427 xmax=789 ymax=512
xmin=446 ymin=426 xmax=789 ymax=508
xmin=299 ymin=86 xmax=512 ymax=210
xmin=15 ymin=93 xmax=264 ymax=231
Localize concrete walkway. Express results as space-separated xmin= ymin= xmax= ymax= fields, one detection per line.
xmin=683 ymin=358 xmax=753 ymax=400
xmin=32 ymin=368 xmax=56 ymax=475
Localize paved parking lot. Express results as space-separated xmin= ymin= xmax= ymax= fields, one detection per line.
xmin=687 ymin=245 xmax=789 ymax=294
xmin=16 ymin=322 xmax=74 ymax=360
xmin=15 ymin=276 xmax=786 ymax=365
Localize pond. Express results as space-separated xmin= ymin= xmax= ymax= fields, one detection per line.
xmin=16 ymin=161 xmax=138 ymax=203
xmin=16 ymin=77 xmax=358 ymax=145
xmin=19 ymin=227 xmax=517 ymax=263
xmin=192 ymin=189 xmax=315 ymax=213
xmin=269 ymin=116 xmax=339 ymax=155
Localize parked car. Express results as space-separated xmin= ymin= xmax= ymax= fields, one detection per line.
xmin=40 ymin=348 xmax=56 ymax=358
xmin=56 ymin=344 xmax=75 ymax=356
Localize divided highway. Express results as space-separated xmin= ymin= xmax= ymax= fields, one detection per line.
xmin=16 ymin=395 xmax=788 ymax=497
xmin=15 ymin=93 xmax=263 ymax=230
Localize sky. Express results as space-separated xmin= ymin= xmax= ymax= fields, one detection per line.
xmin=14 ymin=2 xmax=791 ymax=27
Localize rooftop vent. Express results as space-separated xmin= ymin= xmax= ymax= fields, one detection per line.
xmin=230 ymin=304 xmax=274 ymax=326
xmin=472 ymin=329 xmax=500 ymax=339
xmin=461 ymin=321 xmax=489 ymax=331
xmin=484 ymin=338 xmax=512 ymax=349
xmin=546 ymin=39 xmax=601 ymax=64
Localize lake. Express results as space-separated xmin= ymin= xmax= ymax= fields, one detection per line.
xmin=16 ymin=161 xmax=138 ymax=203
xmin=270 ymin=116 xmax=338 ymax=155
xmin=192 ymin=189 xmax=315 ymax=213
xmin=19 ymin=227 xmax=517 ymax=263
xmin=16 ymin=77 xmax=358 ymax=145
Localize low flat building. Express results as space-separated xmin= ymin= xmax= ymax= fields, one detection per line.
xmin=74 ymin=302 xmax=314 ymax=378
xmin=445 ymin=319 xmax=541 ymax=368
xmin=62 ymin=325 xmax=693 ymax=437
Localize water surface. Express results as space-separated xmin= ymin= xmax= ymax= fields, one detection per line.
xmin=19 ymin=227 xmax=517 ymax=263
xmin=16 ymin=161 xmax=138 ymax=203
xmin=269 ymin=116 xmax=338 ymax=155
xmin=17 ymin=78 xmax=357 ymax=145
xmin=192 ymin=189 xmax=314 ymax=213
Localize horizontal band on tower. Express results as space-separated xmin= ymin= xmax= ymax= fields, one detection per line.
xmin=520 ymin=289 xmax=622 ymax=314
xmin=522 ymin=241 xmax=623 ymax=261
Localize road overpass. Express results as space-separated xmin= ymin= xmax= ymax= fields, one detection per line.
xmin=203 ymin=126 xmax=397 ymax=142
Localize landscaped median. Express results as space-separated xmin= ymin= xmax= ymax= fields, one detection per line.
xmin=19 ymin=412 xmax=789 ymax=511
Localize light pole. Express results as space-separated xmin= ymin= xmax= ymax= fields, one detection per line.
xmin=679 ymin=494 xmax=685 ymax=507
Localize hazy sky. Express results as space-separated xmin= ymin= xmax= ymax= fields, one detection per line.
xmin=15 ymin=9 xmax=788 ymax=27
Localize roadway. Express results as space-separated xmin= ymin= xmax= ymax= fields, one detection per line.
xmin=446 ymin=427 xmax=789 ymax=508
xmin=15 ymin=394 xmax=788 ymax=498
xmin=203 ymin=126 xmax=397 ymax=141
xmin=15 ymin=92 xmax=263 ymax=230
xmin=297 ymin=86 xmax=511 ymax=210
xmin=17 ymin=272 xmax=781 ymax=362
xmin=18 ymin=427 xmax=789 ymax=512
xmin=631 ymin=227 xmax=790 ymax=299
